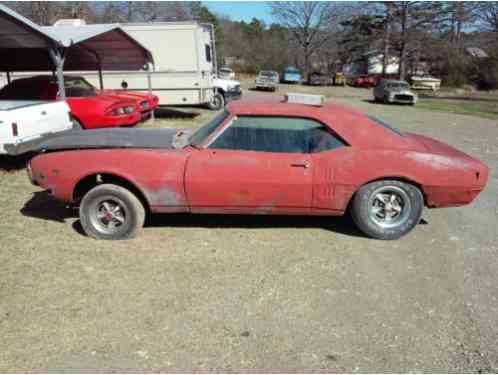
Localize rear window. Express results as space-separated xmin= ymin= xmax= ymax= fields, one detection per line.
xmin=367 ymin=115 xmax=404 ymax=137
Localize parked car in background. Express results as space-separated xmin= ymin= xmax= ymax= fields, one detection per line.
xmin=374 ymin=79 xmax=418 ymax=105
xmin=333 ymin=72 xmax=346 ymax=86
xmin=307 ymin=72 xmax=333 ymax=86
xmin=409 ymin=75 xmax=441 ymax=92
xmin=0 ymin=100 xmax=72 ymax=154
xmin=255 ymin=70 xmax=279 ymax=91
xmin=281 ymin=67 xmax=301 ymax=83
xmin=349 ymin=74 xmax=377 ymax=87
xmin=24 ymin=95 xmax=488 ymax=241
xmin=0 ymin=76 xmax=158 ymax=129
xmin=219 ymin=66 xmax=235 ymax=80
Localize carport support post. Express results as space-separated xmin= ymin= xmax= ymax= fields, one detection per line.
xmin=6 ymin=70 xmax=10 ymax=84
xmin=147 ymin=63 xmax=154 ymax=122
xmin=49 ymin=48 xmax=66 ymax=100
xmin=98 ymin=66 xmax=104 ymax=91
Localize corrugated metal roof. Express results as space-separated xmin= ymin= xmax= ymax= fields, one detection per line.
xmin=0 ymin=4 xmax=152 ymax=72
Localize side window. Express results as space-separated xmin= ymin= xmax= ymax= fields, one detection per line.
xmin=205 ymin=44 xmax=212 ymax=63
xmin=209 ymin=116 xmax=345 ymax=153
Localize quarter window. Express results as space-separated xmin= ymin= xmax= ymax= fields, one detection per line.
xmin=209 ymin=116 xmax=345 ymax=153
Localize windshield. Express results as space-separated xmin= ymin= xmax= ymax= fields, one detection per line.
xmin=286 ymin=69 xmax=300 ymax=74
xmin=367 ymin=115 xmax=404 ymax=137
xmin=65 ymin=77 xmax=97 ymax=97
xmin=260 ymin=71 xmax=277 ymax=78
xmin=387 ymin=82 xmax=410 ymax=90
xmin=188 ymin=109 xmax=230 ymax=147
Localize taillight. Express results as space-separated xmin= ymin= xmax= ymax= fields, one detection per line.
xmin=12 ymin=122 xmax=18 ymax=137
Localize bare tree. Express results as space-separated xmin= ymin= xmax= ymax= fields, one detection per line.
xmin=269 ymin=2 xmax=340 ymax=75
xmin=475 ymin=2 xmax=498 ymax=34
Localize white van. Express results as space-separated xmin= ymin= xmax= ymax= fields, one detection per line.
xmin=80 ymin=22 xmax=242 ymax=110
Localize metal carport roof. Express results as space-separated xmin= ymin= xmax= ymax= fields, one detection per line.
xmin=0 ymin=4 xmax=153 ymax=98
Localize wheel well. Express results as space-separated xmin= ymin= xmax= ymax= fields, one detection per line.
xmin=346 ymin=176 xmax=427 ymax=212
xmin=73 ymin=173 xmax=149 ymax=211
xmin=70 ymin=112 xmax=85 ymax=129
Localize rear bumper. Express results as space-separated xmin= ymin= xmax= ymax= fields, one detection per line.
xmin=3 ymin=130 xmax=73 ymax=155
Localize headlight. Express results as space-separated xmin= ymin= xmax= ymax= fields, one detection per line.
xmin=111 ymin=106 xmax=135 ymax=116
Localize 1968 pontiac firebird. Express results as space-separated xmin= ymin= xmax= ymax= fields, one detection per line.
xmin=25 ymin=96 xmax=489 ymax=240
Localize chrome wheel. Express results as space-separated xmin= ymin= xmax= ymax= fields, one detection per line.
xmin=90 ymin=198 xmax=127 ymax=235
xmin=368 ymin=186 xmax=411 ymax=229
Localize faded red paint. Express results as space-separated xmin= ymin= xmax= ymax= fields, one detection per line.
xmin=29 ymin=100 xmax=489 ymax=216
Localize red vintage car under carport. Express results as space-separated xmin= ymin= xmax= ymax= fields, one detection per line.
xmin=24 ymin=95 xmax=489 ymax=240
xmin=0 ymin=75 xmax=158 ymax=129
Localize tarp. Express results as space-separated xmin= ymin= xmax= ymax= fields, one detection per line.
xmin=0 ymin=4 xmax=153 ymax=72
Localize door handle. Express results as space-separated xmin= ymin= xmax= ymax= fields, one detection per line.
xmin=41 ymin=111 xmax=47 ymax=116
xmin=290 ymin=161 xmax=310 ymax=169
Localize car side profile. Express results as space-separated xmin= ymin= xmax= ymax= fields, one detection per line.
xmin=0 ymin=76 xmax=158 ymax=129
xmin=26 ymin=96 xmax=489 ymax=240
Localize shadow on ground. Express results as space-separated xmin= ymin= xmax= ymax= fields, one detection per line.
xmin=21 ymin=191 xmax=366 ymax=238
xmin=154 ymin=106 xmax=200 ymax=119
xmin=0 ymin=153 xmax=36 ymax=172
xmin=21 ymin=191 xmax=76 ymax=223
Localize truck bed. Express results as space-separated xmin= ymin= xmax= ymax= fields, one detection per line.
xmin=0 ymin=100 xmax=49 ymax=111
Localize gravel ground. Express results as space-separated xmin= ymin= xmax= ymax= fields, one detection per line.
xmin=0 ymin=82 xmax=497 ymax=372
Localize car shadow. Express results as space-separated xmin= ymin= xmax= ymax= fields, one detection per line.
xmin=21 ymin=191 xmax=366 ymax=238
xmin=21 ymin=191 xmax=77 ymax=223
xmin=148 ymin=213 xmax=367 ymax=237
xmin=0 ymin=153 xmax=36 ymax=172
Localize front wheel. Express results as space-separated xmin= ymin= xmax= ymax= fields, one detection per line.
xmin=351 ymin=180 xmax=424 ymax=240
xmin=207 ymin=92 xmax=225 ymax=110
xmin=79 ymin=184 xmax=145 ymax=240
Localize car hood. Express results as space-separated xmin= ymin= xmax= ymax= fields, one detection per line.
xmin=102 ymin=89 xmax=152 ymax=101
xmin=26 ymin=128 xmax=191 ymax=152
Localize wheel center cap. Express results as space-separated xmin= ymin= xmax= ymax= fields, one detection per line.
xmin=105 ymin=212 xmax=114 ymax=220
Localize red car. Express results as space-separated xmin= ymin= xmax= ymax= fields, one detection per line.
xmin=26 ymin=97 xmax=489 ymax=240
xmin=0 ymin=76 xmax=158 ymax=129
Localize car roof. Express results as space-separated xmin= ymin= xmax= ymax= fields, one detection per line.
xmin=226 ymin=99 xmax=411 ymax=149
xmin=11 ymin=75 xmax=84 ymax=84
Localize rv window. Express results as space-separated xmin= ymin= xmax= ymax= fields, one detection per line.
xmin=205 ymin=44 xmax=212 ymax=62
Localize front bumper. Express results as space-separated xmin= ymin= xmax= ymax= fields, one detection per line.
xmin=224 ymin=89 xmax=242 ymax=102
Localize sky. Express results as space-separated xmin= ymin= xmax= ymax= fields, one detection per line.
xmin=203 ymin=1 xmax=275 ymax=24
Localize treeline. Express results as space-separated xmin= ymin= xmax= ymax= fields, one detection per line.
xmin=5 ymin=1 xmax=498 ymax=89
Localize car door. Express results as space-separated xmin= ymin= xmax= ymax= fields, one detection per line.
xmin=185 ymin=115 xmax=315 ymax=214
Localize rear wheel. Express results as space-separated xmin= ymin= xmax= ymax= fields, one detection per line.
xmin=351 ymin=180 xmax=424 ymax=240
xmin=79 ymin=184 xmax=145 ymax=240
xmin=207 ymin=92 xmax=225 ymax=110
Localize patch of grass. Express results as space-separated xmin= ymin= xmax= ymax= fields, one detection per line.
xmin=417 ymin=98 xmax=498 ymax=120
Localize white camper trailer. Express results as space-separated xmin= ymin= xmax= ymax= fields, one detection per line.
xmin=81 ymin=22 xmax=242 ymax=110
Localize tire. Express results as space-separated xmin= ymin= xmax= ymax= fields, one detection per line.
xmin=79 ymin=184 xmax=145 ymax=240
xmin=72 ymin=117 xmax=83 ymax=130
xmin=351 ymin=180 xmax=424 ymax=240
xmin=383 ymin=95 xmax=390 ymax=104
xmin=207 ymin=92 xmax=225 ymax=110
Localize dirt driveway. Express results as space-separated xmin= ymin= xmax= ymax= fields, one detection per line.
xmin=1 ymin=83 xmax=497 ymax=372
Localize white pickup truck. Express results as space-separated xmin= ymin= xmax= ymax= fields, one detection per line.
xmin=0 ymin=100 xmax=73 ymax=155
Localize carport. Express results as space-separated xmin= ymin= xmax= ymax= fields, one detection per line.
xmin=0 ymin=4 xmax=153 ymax=99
